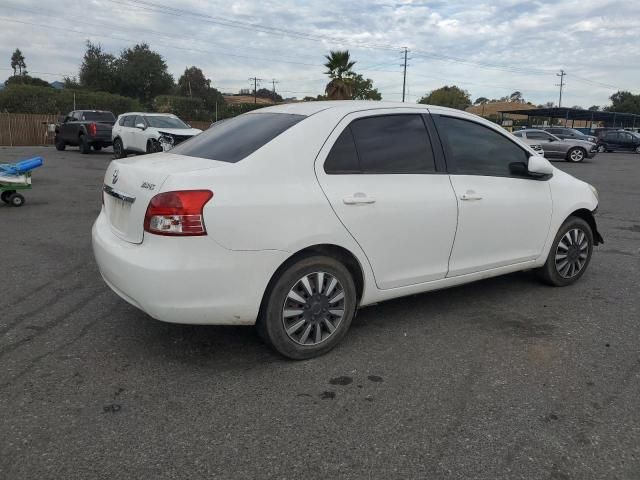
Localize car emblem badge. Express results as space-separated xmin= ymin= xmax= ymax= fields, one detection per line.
xmin=112 ymin=169 xmax=119 ymax=184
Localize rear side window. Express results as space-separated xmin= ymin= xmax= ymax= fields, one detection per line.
xmin=324 ymin=128 xmax=359 ymax=174
xmin=82 ymin=112 xmax=115 ymax=122
xmin=171 ymin=113 xmax=305 ymax=163
xmin=435 ymin=116 xmax=529 ymax=177
xmin=324 ymin=114 xmax=436 ymax=174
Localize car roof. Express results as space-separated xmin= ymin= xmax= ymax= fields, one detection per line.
xmin=118 ymin=112 xmax=178 ymax=117
xmin=255 ymin=100 xmax=442 ymax=117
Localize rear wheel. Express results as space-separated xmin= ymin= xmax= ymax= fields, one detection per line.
xmin=79 ymin=135 xmax=91 ymax=154
xmin=259 ymin=256 xmax=357 ymax=359
xmin=55 ymin=136 xmax=66 ymax=151
xmin=1 ymin=190 xmax=15 ymax=203
xmin=113 ymin=138 xmax=126 ymax=159
xmin=567 ymin=147 xmax=585 ymax=162
xmin=537 ymin=216 xmax=593 ymax=286
xmin=635 ymin=146 xmax=640 ymax=154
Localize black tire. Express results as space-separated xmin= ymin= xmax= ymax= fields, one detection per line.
xmin=1 ymin=190 xmax=14 ymax=203
xmin=146 ymin=139 xmax=161 ymax=154
xmin=259 ymin=255 xmax=357 ymax=360
xmin=8 ymin=193 xmax=25 ymax=207
xmin=635 ymin=146 xmax=640 ymax=154
xmin=54 ymin=136 xmax=66 ymax=151
xmin=567 ymin=147 xmax=586 ymax=163
xmin=597 ymin=144 xmax=607 ymax=153
xmin=79 ymin=135 xmax=91 ymax=154
xmin=93 ymin=145 xmax=102 ymax=151
xmin=113 ymin=138 xmax=126 ymax=159
xmin=537 ymin=216 xmax=594 ymax=287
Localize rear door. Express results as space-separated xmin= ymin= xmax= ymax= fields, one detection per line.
xmin=432 ymin=113 xmax=552 ymax=277
xmin=527 ymin=131 xmax=564 ymax=157
xmin=315 ymin=110 xmax=458 ymax=289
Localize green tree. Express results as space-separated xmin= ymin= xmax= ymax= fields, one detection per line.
xmin=177 ymin=66 xmax=224 ymax=108
xmin=324 ymin=50 xmax=356 ymax=100
xmin=605 ymin=91 xmax=640 ymax=115
xmin=79 ymin=41 xmax=117 ymax=93
xmin=418 ymin=85 xmax=471 ymax=110
xmin=474 ymin=97 xmax=489 ymax=105
xmin=4 ymin=75 xmax=50 ymax=87
xmin=588 ymin=105 xmax=600 ymax=111
xmin=10 ymin=48 xmax=26 ymax=76
xmin=115 ymin=43 xmax=174 ymax=105
xmin=347 ymin=73 xmax=381 ymax=100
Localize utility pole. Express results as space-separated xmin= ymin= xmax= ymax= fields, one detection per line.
xmin=249 ymin=77 xmax=262 ymax=104
xmin=401 ymin=47 xmax=408 ymax=103
xmin=556 ymin=69 xmax=566 ymax=108
xmin=271 ymin=78 xmax=279 ymax=103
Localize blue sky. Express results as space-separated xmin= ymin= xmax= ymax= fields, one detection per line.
xmin=0 ymin=0 xmax=638 ymax=107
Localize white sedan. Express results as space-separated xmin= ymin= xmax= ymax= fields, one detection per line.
xmin=92 ymin=101 xmax=602 ymax=359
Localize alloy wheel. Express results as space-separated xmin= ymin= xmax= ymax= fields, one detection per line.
xmin=597 ymin=145 xmax=606 ymax=153
xmin=282 ymin=271 xmax=345 ymax=346
xmin=569 ymin=149 xmax=585 ymax=162
xmin=555 ymin=228 xmax=589 ymax=279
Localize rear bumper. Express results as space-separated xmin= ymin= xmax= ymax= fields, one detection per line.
xmin=91 ymin=210 xmax=288 ymax=325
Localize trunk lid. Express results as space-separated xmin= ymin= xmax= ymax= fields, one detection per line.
xmin=102 ymin=153 xmax=225 ymax=243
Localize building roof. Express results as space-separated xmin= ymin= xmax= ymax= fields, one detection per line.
xmin=499 ymin=107 xmax=640 ymax=128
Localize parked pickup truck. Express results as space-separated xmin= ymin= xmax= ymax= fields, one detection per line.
xmin=55 ymin=110 xmax=116 ymax=154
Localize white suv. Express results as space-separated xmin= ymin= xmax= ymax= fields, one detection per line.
xmin=112 ymin=113 xmax=202 ymax=158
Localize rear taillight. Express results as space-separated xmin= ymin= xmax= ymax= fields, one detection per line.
xmin=87 ymin=122 xmax=97 ymax=136
xmin=144 ymin=190 xmax=213 ymax=236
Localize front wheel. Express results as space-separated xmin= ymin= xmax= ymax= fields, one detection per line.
xmin=597 ymin=144 xmax=607 ymax=153
xmin=113 ymin=138 xmax=126 ymax=159
xmin=8 ymin=193 xmax=25 ymax=207
xmin=567 ymin=147 xmax=586 ymax=162
xmin=635 ymin=146 xmax=640 ymax=154
xmin=259 ymin=256 xmax=357 ymax=359
xmin=1 ymin=190 xmax=15 ymax=203
xmin=537 ymin=216 xmax=594 ymax=287
xmin=146 ymin=139 xmax=161 ymax=154
xmin=55 ymin=136 xmax=66 ymax=151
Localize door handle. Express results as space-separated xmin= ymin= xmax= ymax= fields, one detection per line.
xmin=343 ymin=193 xmax=376 ymax=205
xmin=460 ymin=190 xmax=483 ymax=201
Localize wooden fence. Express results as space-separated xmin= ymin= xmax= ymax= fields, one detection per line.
xmin=0 ymin=113 xmax=212 ymax=147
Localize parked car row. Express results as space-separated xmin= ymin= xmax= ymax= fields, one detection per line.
xmin=513 ymin=129 xmax=597 ymax=162
xmin=54 ymin=110 xmax=201 ymax=157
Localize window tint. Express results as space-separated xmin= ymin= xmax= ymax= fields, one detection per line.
xmin=436 ymin=116 xmax=529 ymax=177
xmin=605 ymin=132 xmax=617 ymax=141
xmin=324 ymin=127 xmax=359 ymax=174
xmin=171 ymin=113 xmax=305 ymax=163
xmin=526 ymin=131 xmax=553 ymax=140
xmin=82 ymin=111 xmax=115 ymax=122
xmin=134 ymin=115 xmax=145 ymax=127
xmin=123 ymin=116 xmax=135 ymax=127
xmin=118 ymin=116 xmax=126 ymax=126
xmin=349 ymin=115 xmax=435 ymax=173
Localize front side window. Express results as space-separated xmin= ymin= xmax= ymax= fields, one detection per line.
xmin=134 ymin=115 xmax=145 ymax=127
xmin=435 ymin=116 xmax=529 ymax=177
xmin=171 ymin=112 xmax=305 ymax=163
xmin=324 ymin=114 xmax=436 ymax=174
xmin=123 ymin=116 xmax=135 ymax=128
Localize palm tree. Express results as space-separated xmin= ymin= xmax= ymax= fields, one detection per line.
xmin=324 ymin=50 xmax=355 ymax=100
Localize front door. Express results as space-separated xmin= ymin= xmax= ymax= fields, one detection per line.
xmin=432 ymin=113 xmax=552 ymax=277
xmin=315 ymin=111 xmax=458 ymax=290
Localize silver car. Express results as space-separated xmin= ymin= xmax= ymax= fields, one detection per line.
xmin=513 ymin=129 xmax=597 ymax=163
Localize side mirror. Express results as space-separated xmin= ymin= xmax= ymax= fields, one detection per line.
xmin=135 ymin=123 xmax=146 ymax=130
xmin=528 ymin=154 xmax=554 ymax=176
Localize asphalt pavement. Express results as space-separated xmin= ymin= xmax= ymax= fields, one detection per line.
xmin=1 ymin=145 xmax=639 ymax=479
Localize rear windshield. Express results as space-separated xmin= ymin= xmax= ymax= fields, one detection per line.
xmin=82 ymin=112 xmax=115 ymax=122
xmin=171 ymin=112 xmax=305 ymax=163
xmin=145 ymin=115 xmax=189 ymax=129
